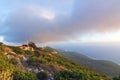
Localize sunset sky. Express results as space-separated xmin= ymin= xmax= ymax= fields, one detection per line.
xmin=0 ymin=0 xmax=120 ymax=44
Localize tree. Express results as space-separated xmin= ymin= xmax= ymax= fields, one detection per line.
xmin=28 ymin=42 xmax=37 ymax=49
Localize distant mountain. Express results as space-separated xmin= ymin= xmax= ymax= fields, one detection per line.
xmin=58 ymin=50 xmax=120 ymax=77
xmin=0 ymin=42 xmax=111 ymax=80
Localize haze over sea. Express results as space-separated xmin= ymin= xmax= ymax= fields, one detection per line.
xmin=50 ymin=42 xmax=120 ymax=65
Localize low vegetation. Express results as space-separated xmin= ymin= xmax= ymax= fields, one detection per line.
xmin=13 ymin=70 xmax=37 ymax=80
xmin=0 ymin=42 xmax=112 ymax=80
xmin=113 ymin=75 xmax=120 ymax=80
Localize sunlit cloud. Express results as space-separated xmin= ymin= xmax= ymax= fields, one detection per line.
xmin=29 ymin=6 xmax=56 ymax=20
xmin=40 ymin=11 xmax=55 ymax=20
xmin=78 ymin=30 xmax=120 ymax=43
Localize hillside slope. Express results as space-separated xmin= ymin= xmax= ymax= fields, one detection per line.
xmin=0 ymin=42 xmax=111 ymax=80
xmin=58 ymin=50 xmax=120 ymax=77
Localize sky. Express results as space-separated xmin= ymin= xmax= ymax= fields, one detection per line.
xmin=0 ymin=0 xmax=120 ymax=44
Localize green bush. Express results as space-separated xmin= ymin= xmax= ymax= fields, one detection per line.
xmin=0 ymin=52 xmax=14 ymax=71
xmin=10 ymin=58 xmax=18 ymax=65
xmin=0 ymin=52 xmax=14 ymax=80
xmin=25 ymin=50 xmax=34 ymax=55
xmin=34 ymin=50 xmax=41 ymax=57
xmin=27 ymin=57 xmax=42 ymax=66
xmin=54 ymin=70 xmax=86 ymax=80
xmin=10 ymin=46 xmax=24 ymax=54
xmin=37 ymin=71 xmax=48 ymax=80
xmin=113 ymin=75 xmax=120 ymax=80
xmin=13 ymin=70 xmax=37 ymax=80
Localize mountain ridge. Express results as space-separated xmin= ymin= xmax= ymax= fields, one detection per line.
xmin=57 ymin=50 xmax=120 ymax=77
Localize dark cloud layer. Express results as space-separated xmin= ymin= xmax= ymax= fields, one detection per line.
xmin=1 ymin=0 xmax=120 ymax=43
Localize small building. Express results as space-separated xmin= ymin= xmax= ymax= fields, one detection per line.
xmin=19 ymin=45 xmax=34 ymax=51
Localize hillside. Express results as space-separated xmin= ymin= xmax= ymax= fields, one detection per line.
xmin=58 ymin=50 xmax=120 ymax=77
xmin=0 ymin=42 xmax=112 ymax=80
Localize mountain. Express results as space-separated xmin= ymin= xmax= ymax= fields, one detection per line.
xmin=0 ymin=42 xmax=111 ymax=80
xmin=51 ymin=43 xmax=120 ymax=64
xmin=57 ymin=50 xmax=120 ymax=77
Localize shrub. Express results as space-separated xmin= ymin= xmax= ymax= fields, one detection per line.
xmin=13 ymin=70 xmax=37 ymax=80
xmin=10 ymin=58 xmax=18 ymax=65
xmin=113 ymin=75 xmax=120 ymax=80
xmin=10 ymin=46 xmax=24 ymax=54
xmin=27 ymin=57 xmax=42 ymax=66
xmin=25 ymin=50 xmax=34 ymax=55
xmin=0 ymin=52 xmax=14 ymax=80
xmin=34 ymin=50 xmax=41 ymax=57
xmin=54 ymin=70 xmax=88 ymax=80
xmin=37 ymin=71 xmax=48 ymax=80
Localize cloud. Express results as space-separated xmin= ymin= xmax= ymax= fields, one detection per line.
xmin=1 ymin=6 xmax=72 ymax=43
xmin=1 ymin=0 xmax=120 ymax=43
xmin=72 ymin=0 xmax=120 ymax=32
